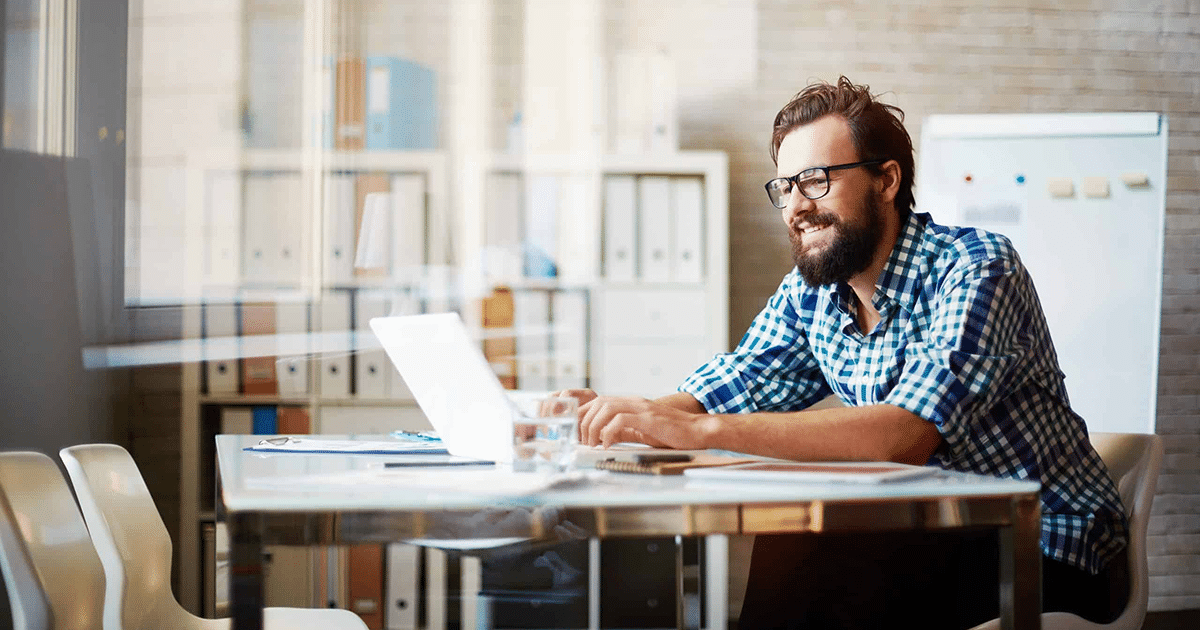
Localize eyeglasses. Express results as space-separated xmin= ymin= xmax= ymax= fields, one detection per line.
xmin=764 ymin=159 xmax=887 ymax=209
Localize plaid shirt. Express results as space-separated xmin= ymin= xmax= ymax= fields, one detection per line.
xmin=680 ymin=211 xmax=1127 ymax=574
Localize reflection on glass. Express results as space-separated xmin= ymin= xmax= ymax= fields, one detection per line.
xmin=3 ymin=0 xmax=41 ymax=151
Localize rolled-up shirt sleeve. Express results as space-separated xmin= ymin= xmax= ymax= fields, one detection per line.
xmin=883 ymin=251 xmax=1042 ymax=463
xmin=680 ymin=271 xmax=832 ymax=414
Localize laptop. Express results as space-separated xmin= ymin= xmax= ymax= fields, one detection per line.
xmin=369 ymin=312 xmax=707 ymax=466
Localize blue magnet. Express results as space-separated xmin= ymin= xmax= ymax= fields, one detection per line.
xmin=1015 ymin=175 xmax=1026 ymax=184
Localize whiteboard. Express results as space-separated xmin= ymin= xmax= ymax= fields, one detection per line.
xmin=916 ymin=113 xmax=1167 ymax=434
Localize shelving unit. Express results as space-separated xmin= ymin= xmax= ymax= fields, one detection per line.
xmin=177 ymin=148 xmax=730 ymax=626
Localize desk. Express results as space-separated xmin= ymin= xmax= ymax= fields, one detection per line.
xmin=217 ymin=435 xmax=1043 ymax=630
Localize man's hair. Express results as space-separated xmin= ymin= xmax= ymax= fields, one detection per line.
xmin=770 ymin=76 xmax=915 ymax=214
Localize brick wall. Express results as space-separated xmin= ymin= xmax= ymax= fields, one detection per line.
xmin=667 ymin=0 xmax=1199 ymax=612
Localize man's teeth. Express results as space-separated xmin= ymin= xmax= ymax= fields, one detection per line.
xmin=802 ymin=225 xmax=825 ymax=234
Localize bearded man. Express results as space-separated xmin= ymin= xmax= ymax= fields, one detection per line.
xmin=556 ymin=77 xmax=1129 ymax=628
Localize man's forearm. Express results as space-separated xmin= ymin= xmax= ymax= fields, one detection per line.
xmin=654 ymin=391 xmax=707 ymax=414
xmin=701 ymin=403 xmax=942 ymax=465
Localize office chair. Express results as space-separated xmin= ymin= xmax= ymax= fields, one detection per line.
xmin=970 ymin=432 xmax=1164 ymax=630
xmin=0 ymin=451 xmax=106 ymax=630
xmin=60 ymin=443 xmax=368 ymax=630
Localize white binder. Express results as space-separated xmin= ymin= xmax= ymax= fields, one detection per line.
xmin=387 ymin=291 xmax=420 ymax=401
xmin=609 ymin=51 xmax=649 ymax=153
xmin=322 ymin=173 xmax=355 ymax=286
xmin=557 ymin=175 xmax=600 ymax=283
xmin=318 ymin=291 xmax=352 ymax=399
xmin=384 ymin=543 xmax=420 ymax=630
xmin=243 ymin=172 xmax=303 ymax=285
xmin=205 ymin=171 xmax=241 ymax=289
xmin=525 ymin=175 xmax=559 ymax=279
xmin=647 ymin=49 xmax=678 ymax=152
xmin=515 ymin=290 xmax=551 ymax=391
xmin=484 ymin=172 xmax=523 ymax=282
xmin=275 ymin=301 xmax=310 ymax=395
xmin=638 ymin=176 xmax=673 ymax=281
xmin=204 ymin=303 xmax=239 ymax=395
xmin=552 ymin=290 xmax=588 ymax=390
xmin=603 ymin=175 xmax=637 ymax=281
xmin=390 ymin=174 xmax=427 ymax=286
xmin=670 ymin=176 xmax=705 ymax=282
xmin=354 ymin=291 xmax=390 ymax=399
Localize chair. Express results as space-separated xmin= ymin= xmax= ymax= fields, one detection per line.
xmin=970 ymin=431 xmax=1164 ymax=630
xmin=59 ymin=443 xmax=367 ymax=630
xmin=0 ymin=451 xmax=106 ymax=630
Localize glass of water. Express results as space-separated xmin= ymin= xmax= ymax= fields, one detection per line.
xmin=512 ymin=395 xmax=579 ymax=473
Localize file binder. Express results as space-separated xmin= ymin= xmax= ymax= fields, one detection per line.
xmin=355 ymin=291 xmax=390 ymax=399
xmin=557 ymin=175 xmax=600 ymax=283
xmin=524 ymin=175 xmax=559 ymax=278
xmin=276 ymin=406 xmax=311 ymax=435
xmin=384 ymin=544 xmax=420 ymax=630
xmin=515 ymin=290 xmax=551 ymax=391
xmin=670 ymin=176 xmax=705 ymax=282
xmin=323 ymin=173 xmax=356 ymax=285
xmin=348 ymin=544 xmax=385 ymax=629
xmin=602 ymin=175 xmax=637 ymax=281
xmin=275 ymin=301 xmax=310 ymax=396
xmin=335 ymin=57 xmax=367 ymax=150
xmin=365 ymin=56 xmax=438 ymax=150
xmin=319 ymin=291 xmax=353 ymax=399
xmin=251 ymin=406 xmax=277 ymax=434
xmin=484 ymin=172 xmax=523 ymax=282
xmin=241 ymin=303 xmax=278 ymax=395
xmin=355 ymin=174 xmax=392 ymax=278
xmin=482 ymin=287 xmax=517 ymax=390
xmin=552 ymin=290 xmax=588 ymax=390
xmin=204 ymin=303 xmax=240 ymax=395
xmin=219 ymin=407 xmax=253 ymax=435
xmin=638 ymin=176 xmax=673 ymax=281
xmin=390 ymin=174 xmax=426 ymax=285
xmin=205 ymin=171 xmax=241 ymax=289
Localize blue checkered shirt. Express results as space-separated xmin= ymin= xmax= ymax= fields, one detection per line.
xmin=680 ymin=211 xmax=1128 ymax=574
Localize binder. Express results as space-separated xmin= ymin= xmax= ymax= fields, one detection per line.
xmin=323 ymin=173 xmax=356 ymax=286
xmin=551 ymin=290 xmax=588 ymax=390
xmin=609 ymin=51 xmax=649 ymax=153
xmin=647 ymin=49 xmax=678 ymax=152
xmin=321 ymin=56 xmax=334 ymax=149
xmin=276 ymin=406 xmax=311 ymax=435
xmin=515 ymin=289 xmax=551 ymax=391
xmin=205 ymin=171 xmax=241 ymax=289
xmin=275 ymin=301 xmax=310 ymax=396
xmin=204 ymin=303 xmax=239 ymax=395
xmin=348 ymin=544 xmax=385 ymax=629
xmin=638 ymin=176 xmax=673 ymax=281
xmin=388 ymin=291 xmax=420 ymax=400
xmin=355 ymin=174 xmax=392 ymax=278
xmin=219 ymin=406 xmax=253 ymax=435
xmin=243 ymin=172 xmax=303 ymax=286
xmin=355 ymin=291 xmax=390 ymax=399
xmin=602 ymin=176 xmax=637 ymax=281
xmin=241 ymin=303 xmax=278 ymax=395
xmin=482 ymin=287 xmax=517 ymax=390
xmin=335 ymin=57 xmax=366 ymax=150
xmin=484 ymin=172 xmax=523 ymax=282
xmin=557 ymin=175 xmax=600 ymax=283
xmin=366 ymin=56 xmax=438 ymax=150
xmin=251 ymin=406 xmax=277 ymax=434
xmin=319 ymin=291 xmax=352 ymax=399
xmin=670 ymin=176 xmax=705 ymax=282
xmin=524 ymin=175 xmax=559 ymax=279
xmin=390 ymin=174 xmax=426 ymax=286
xmin=594 ymin=453 xmax=755 ymax=475
xmin=384 ymin=543 xmax=420 ymax=630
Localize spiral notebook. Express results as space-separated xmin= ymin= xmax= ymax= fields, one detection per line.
xmin=595 ymin=453 xmax=758 ymax=476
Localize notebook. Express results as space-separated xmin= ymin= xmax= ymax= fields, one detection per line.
xmin=683 ymin=461 xmax=939 ymax=484
xmin=369 ymin=313 xmax=704 ymax=466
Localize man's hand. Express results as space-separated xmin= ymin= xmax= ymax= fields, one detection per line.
xmin=577 ymin=396 xmax=712 ymax=449
xmin=551 ymin=388 xmax=600 ymax=408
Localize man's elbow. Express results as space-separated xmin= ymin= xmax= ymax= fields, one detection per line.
xmin=882 ymin=412 xmax=943 ymax=465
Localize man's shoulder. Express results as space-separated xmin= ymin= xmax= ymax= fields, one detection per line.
xmin=915 ymin=213 xmax=1021 ymax=271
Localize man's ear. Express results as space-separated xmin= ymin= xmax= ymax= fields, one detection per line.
xmin=877 ymin=160 xmax=902 ymax=205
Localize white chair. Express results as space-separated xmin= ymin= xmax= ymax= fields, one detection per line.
xmin=59 ymin=443 xmax=368 ymax=630
xmin=971 ymin=431 xmax=1164 ymax=630
xmin=0 ymin=451 xmax=106 ymax=630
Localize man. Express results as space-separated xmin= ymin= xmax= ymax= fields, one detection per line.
xmin=557 ymin=77 xmax=1129 ymax=628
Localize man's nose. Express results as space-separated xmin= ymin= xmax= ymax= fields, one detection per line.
xmin=783 ymin=193 xmax=815 ymax=224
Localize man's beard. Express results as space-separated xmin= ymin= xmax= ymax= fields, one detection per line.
xmin=789 ymin=191 xmax=885 ymax=287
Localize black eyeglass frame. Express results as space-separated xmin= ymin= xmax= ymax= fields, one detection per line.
xmin=764 ymin=158 xmax=888 ymax=208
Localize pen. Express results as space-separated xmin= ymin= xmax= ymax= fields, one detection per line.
xmin=384 ymin=460 xmax=493 ymax=468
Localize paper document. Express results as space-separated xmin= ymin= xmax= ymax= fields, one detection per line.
xmin=684 ymin=461 xmax=939 ymax=484
xmin=244 ymin=437 xmax=449 ymax=455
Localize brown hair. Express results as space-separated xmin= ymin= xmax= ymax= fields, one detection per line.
xmin=770 ymin=76 xmax=915 ymax=214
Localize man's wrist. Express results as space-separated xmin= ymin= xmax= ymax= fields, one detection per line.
xmin=694 ymin=413 xmax=726 ymax=450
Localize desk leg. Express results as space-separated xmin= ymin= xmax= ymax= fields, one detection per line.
xmin=588 ymin=538 xmax=600 ymax=630
xmin=1000 ymin=495 xmax=1042 ymax=630
xmin=704 ymin=535 xmax=728 ymax=630
xmin=229 ymin=512 xmax=265 ymax=630
xmin=675 ymin=535 xmax=686 ymax=630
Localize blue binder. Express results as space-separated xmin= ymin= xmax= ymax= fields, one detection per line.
xmin=251 ymin=406 xmax=278 ymax=435
xmin=365 ymin=56 xmax=438 ymax=150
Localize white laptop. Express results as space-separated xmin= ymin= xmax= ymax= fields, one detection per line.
xmin=369 ymin=312 xmax=707 ymax=466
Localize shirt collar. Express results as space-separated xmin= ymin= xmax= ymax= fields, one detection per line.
xmin=872 ymin=210 xmax=928 ymax=311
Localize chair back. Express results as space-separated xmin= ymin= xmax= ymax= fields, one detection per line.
xmin=60 ymin=444 xmax=181 ymax=630
xmin=0 ymin=451 xmax=106 ymax=630
xmin=1087 ymin=432 xmax=1163 ymax=629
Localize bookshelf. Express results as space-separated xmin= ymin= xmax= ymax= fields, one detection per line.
xmin=177 ymin=149 xmax=730 ymax=626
